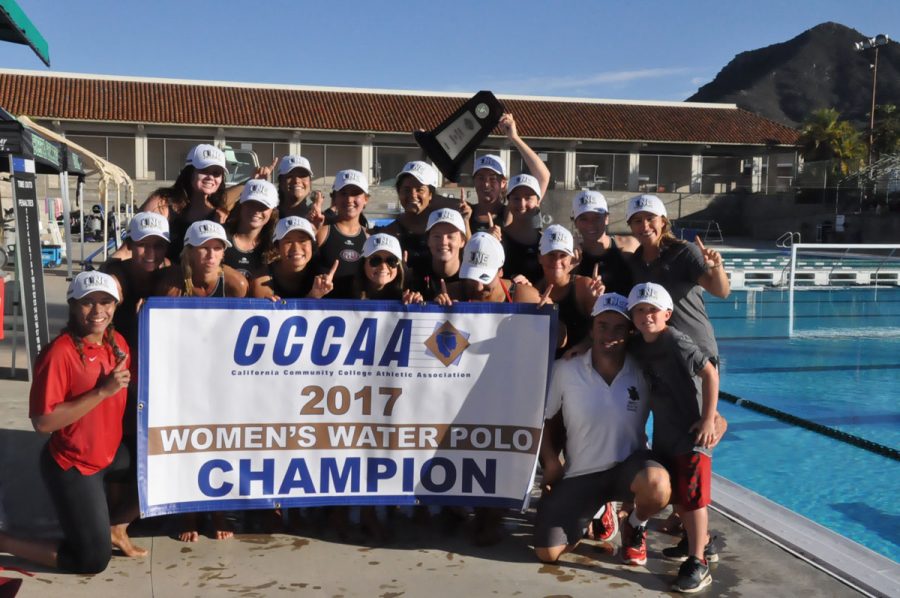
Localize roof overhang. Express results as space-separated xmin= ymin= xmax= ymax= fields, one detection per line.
xmin=0 ymin=0 xmax=49 ymax=67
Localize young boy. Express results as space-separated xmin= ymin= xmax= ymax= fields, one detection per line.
xmin=627 ymin=282 xmax=719 ymax=593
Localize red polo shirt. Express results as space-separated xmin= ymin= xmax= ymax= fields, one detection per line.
xmin=29 ymin=332 xmax=130 ymax=475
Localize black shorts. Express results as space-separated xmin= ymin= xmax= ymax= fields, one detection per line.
xmin=534 ymin=450 xmax=663 ymax=548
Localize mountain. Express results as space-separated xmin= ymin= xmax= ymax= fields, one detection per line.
xmin=688 ymin=22 xmax=900 ymax=128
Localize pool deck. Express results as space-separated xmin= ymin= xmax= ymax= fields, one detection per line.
xmin=0 ymin=263 xmax=897 ymax=597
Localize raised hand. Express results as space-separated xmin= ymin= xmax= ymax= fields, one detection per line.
xmin=487 ymin=212 xmax=502 ymax=241
xmin=457 ymin=188 xmax=472 ymax=220
xmin=695 ymin=235 xmax=723 ymax=270
xmin=309 ymin=260 xmax=338 ymax=298
xmin=99 ymin=359 xmax=130 ymax=396
xmin=498 ymin=112 xmax=518 ymax=140
xmin=252 ymin=157 xmax=279 ymax=181
xmin=307 ymin=191 xmax=326 ymax=228
xmin=588 ymin=263 xmax=605 ymax=297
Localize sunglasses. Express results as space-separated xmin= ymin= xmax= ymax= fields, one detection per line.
xmin=367 ymin=255 xmax=400 ymax=268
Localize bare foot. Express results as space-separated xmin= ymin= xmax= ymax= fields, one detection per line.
xmin=178 ymin=530 xmax=200 ymax=542
xmin=211 ymin=512 xmax=233 ymax=541
xmin=110 ymin=524 xmax=148 ymax=557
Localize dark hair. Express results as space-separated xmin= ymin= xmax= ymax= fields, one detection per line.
xmin=170 ymin=165 xmax=226 ymax=215
xmin=395 ymin=173 xmax=436 ymax=196
xmin=352 ymin=254 xmax=406 ymax=300
xmin=277 ymin=171 xmax=313 ymax=205
xmin=272 ymin=229 xmax=318 ymax=266
xmin=64 ymin=301 xmax=126 ymax=365
xmin=139 ymin=187 xmax=177 ymax=212
xmin=223 ymin=202 xmax=279 ymax=263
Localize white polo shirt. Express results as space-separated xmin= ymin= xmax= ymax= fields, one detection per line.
xmin=545 ymin=351 xmax=650 ymax=478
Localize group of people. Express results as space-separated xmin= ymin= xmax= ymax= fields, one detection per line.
xmin=0 ymin=113 xmax=731 ymax=593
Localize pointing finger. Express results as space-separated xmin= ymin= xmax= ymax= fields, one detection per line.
xmin=694 ymin=235 xmax=706 ymax=252
xmin=592 ymin=263 xmax=599 ymax=280
xmin=440 ymin=278 xmax=448 ymax=296
xmin=269 ymin=157 xmax=279 ymax=170
xmin=487 ymin=212 xmax=494 ymax=230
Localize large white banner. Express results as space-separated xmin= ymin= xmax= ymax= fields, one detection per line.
xmin=137 ymin=298 xmax=557 ymax=517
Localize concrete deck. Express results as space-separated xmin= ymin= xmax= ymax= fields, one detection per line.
xmin=0 ymin=262 xmax=877 ymax=597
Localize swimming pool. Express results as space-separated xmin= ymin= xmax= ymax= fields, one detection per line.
xmin=707 ymin=287 xmax=900 ymax=562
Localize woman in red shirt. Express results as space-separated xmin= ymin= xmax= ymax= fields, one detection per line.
xmin=0 ymin=271 xmax=143 ymax=573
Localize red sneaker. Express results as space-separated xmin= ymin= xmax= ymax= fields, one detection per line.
xmin=620 ymin=518 xmax=648 ymax=566
xmin=592 ymin=502 xmax=619 ymax=542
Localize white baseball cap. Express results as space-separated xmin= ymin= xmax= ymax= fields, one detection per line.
xmin=398 ymin=161 xmax=438 ymax=187
xmin=539 ymin=224 xmax=575 ymax=256
xmin=591 ymin=293 xmax=630 ymax=319
xmin=460 ymin=232 xmax=505 ymax=283
xmin=362 ymin=233 xmax=403 ymax=261
xmin=129 ymin=211 xmax=170 ymax=243
xmin=626 ymin=194 xmax=666 ymax=221
xmin=184 ymin=220 xmax=232 ymax=248
xmin=67 ymin=271 xmax=121 ymax=302
xmin=333 ymin=169 xmax=369 ymax=194
xmin=239 ymin=179 xmax=279 ymax=209
xmin=190 ymin=144 xmax=228 ymax=173
xmin=507 ymin=174 xmax=542 ymax=199
xmin=572 ymin=190 xmax=608 ymax=219
xmin=627 ymin=282 xmax=674 ymax=312
xmin=274 ymin=216 xmax=316 ymax=242
xmin=278 ymin=155 xmax=314 ymax=178
xmin=426 ymin=208 xmax=467 ymax=234
xmin=473 ymin=154 xmax=506 ymax=178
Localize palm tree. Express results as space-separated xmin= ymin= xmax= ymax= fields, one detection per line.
xmin=872 ymin=104 xmax=900 ymax=159
xmin=799 ymin=108 xmax=865 ymax=176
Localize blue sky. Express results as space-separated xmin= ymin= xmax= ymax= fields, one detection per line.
xmin=1 ymin=1 xmax=897 ymax=101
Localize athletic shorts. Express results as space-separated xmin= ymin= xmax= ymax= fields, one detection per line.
xmin=534 ymin=450 xmax=664 ymax=548
xmin=668 ymin=452 xmax=711 ymax=511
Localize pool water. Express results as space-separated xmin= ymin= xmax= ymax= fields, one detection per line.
xmin=706 ymin=288 xmax=900 ymax=562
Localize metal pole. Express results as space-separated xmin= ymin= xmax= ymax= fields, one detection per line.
xmin=77 ymin=176 xmax=84 ymax=268
xmin=868 ymin=46 xmax=879 ymax=165
xmin=59 ymin=172 xmax=74 ymax=279
xmin=788 ymin=243 xmax=797 ymax=337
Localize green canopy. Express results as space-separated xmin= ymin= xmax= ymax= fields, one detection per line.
xmin=0 ymin=0 xmax=49 ymax=66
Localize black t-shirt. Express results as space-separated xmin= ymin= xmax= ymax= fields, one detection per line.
xmin=502 ymin=232 xmax=542 ymax=284
xmin=576 ymin=238 xmax=633 ymax=296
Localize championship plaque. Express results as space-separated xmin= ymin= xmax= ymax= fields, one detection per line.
xmin=414 ymin=91 xmax=505 ymax=183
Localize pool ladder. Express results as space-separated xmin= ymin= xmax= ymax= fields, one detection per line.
xmin=775 ymin=231 xmax=801 ymax=248
xmin=775 ymin=232 xmax=801 ymax=286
